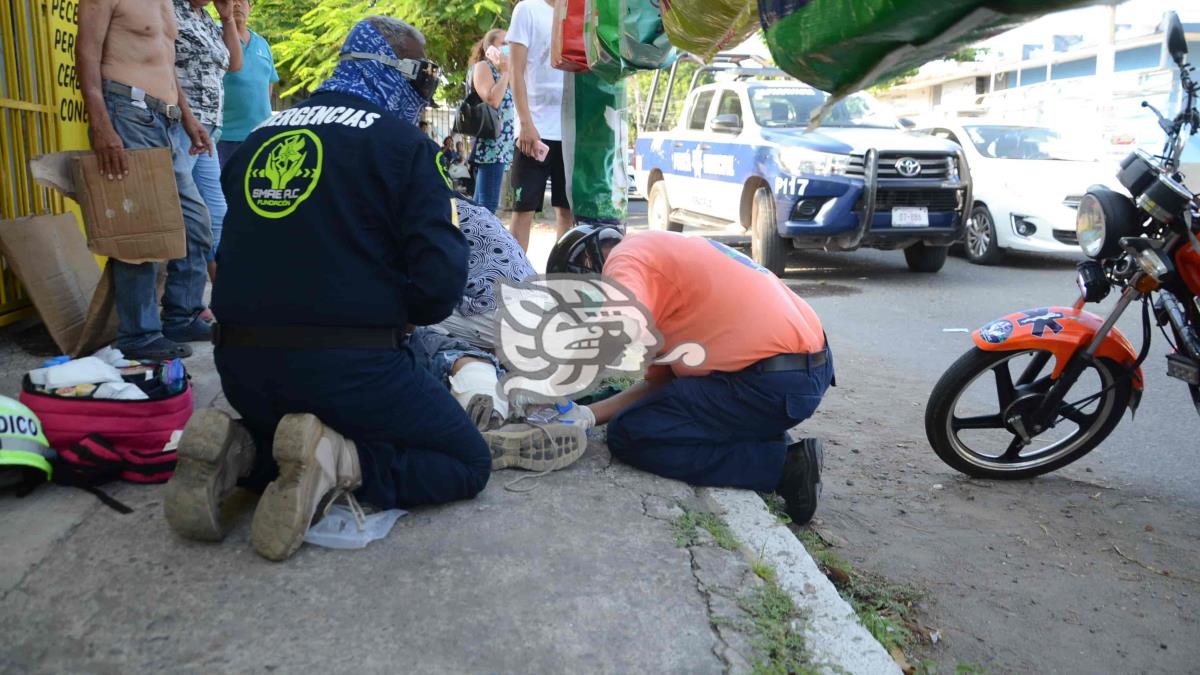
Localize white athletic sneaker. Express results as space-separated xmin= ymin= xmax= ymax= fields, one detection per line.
xmin=484 ymin=422 xmax=588 ymax=472
xmin=525 ymin=401 xmax=596 ymax=431
xmin=250 ymin=414 xmax=362 ymax=562
xmin=164 ymin=409 xmax=256 ymax=542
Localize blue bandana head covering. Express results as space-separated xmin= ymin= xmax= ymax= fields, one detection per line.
xmin=315 ymin=20 xmax=428 ymax=124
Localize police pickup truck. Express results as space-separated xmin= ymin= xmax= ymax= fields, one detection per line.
xmin=633 ymin=68 xmax=971 ymax=274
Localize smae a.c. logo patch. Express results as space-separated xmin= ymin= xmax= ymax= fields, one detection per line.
xmin=244 ymin=129 xmax=323 ymax=218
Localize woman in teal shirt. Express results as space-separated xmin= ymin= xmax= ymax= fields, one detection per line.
xmin=217 ymin=0 xmax=279 ymax=169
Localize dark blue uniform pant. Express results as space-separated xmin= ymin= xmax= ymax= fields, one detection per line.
xmin=607 ymin=355 xmax=834 ymax=492
xmin=215 ymin=345 xmax=490 ymax=509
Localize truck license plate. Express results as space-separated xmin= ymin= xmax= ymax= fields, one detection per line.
xmin=892 ymin=207 xmax=929 ymax=227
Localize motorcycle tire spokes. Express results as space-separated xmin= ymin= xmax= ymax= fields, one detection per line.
xmin=927 ymin=348 xmax=1131 ymax=479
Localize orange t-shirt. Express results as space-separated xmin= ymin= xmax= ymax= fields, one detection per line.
xmin=603 ymin=231 xmax=825 ymax=377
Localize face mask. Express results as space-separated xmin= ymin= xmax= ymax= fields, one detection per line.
xmin=317 ymin=21 xmax=442 ymax=124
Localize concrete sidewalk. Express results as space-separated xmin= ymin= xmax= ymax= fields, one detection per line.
xmin=0 ymin=226 xmax=893 ymax=673
xmin=0 ymin=337 xmax=781 ymax=673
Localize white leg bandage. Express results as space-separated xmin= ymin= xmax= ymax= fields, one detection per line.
xmin=448 ymin=361 xmax=508 ymax=421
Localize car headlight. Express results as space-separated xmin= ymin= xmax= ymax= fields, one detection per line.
xmin=945 ymin=156 xmax=960 ymax=181
xmin=1075 ymin=187 xmax=1141 ymax=259
xmin=777 ymin=148 xmax=851 ymax=177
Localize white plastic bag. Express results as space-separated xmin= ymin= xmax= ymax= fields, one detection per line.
xmin=303 ymin=505 xmax=407 ymax=550
xmin=33 ymin=356 xmax=124 ymax=389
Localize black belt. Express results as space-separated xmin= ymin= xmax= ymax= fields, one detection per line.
xmin=212 ymin=324 xmax=408 ymax=350
xmin=102 ymin=80 xmax=182 ymax=121
xmin=752 ymin=348 xmax=829 ymax=373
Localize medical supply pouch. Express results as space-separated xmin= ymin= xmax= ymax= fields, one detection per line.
xmin=20 ymin=360 xmax=193 ymax=486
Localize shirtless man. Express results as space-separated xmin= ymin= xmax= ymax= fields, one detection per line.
xmin=78 ymin=0 xmax=220 ymax=360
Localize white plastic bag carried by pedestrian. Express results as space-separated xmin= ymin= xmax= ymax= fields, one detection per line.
xmin=303 ymin=505 xmax=407 ymax=550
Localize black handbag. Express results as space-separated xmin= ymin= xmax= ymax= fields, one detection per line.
xmin=453 ymin=74 xmax=501 ymax=140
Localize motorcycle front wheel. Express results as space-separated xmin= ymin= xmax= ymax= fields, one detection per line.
xmin=925 ymin=347 xmax=1132 ymax=479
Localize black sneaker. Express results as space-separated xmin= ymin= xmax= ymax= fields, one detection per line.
xmin=122 ymin=336 xmax=193 ymax=361
xmin=776 ymin=438 xmax=824 ymax=526
xmin=163 ymin=317 xmax=214 ymax=344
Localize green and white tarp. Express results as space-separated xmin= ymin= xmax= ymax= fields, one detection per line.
xmin=562 ymin=70 xmax=628 ymax=225
xmin=561 ymin=0 xmax=673 ymax=225
xmin=758 ymin=0 xmax=1106 ymax=101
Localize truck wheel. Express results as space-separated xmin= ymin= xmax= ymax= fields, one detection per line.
xmin=964 ymin=205 xmax=1003 ymax=265
xmin=904 ymin=243 xmax=949 ymax=273
xmin=751 ymin=187 xmax=788 ymax=276
xmin=647 ymin=181 xmax=682 ymax=232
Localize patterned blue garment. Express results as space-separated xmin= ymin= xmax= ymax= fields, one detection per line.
xmin=472 ymin=62 xmax=515 ymax=165
xmin=315 ymin=21 xmax=427 ymax=124
xmin=457 ymin=199 xmax=536 ymax=315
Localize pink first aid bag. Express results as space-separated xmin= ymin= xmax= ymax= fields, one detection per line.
xmin=19 ymin=367 xmax=193 ymax=481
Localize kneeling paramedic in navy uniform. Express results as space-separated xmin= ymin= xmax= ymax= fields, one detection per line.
xmin=162 ymin=18 xmax=514 ymax=562
xmin=546 ymin=227 xmax=834 ymax=525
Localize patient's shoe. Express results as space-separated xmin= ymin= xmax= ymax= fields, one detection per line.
xmin=450 ymin=362 xmax=507 ymax=431
xmin=464 ymin=393 xmax=501 ymax=432
xmin=525 ymin=401 xmax=596 ymax=431
xmin=250 ymin=414 xmax=362 ymax=562
xmin=164 ymin=409 xmax=256 ymax=541
xmin=484 ymin=422 xmax=588 ymax=472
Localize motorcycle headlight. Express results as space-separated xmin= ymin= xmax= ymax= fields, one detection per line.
xmin=1076 ymin=194 xmax=1107 ymax=257
xmin=777 ymin=148 xmax=851 ymax=177
xmin=1075 ymin=187 xmax=1141 ymax=259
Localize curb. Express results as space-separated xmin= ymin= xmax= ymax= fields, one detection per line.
xmin=701 ymin=488 xmax=901 ymax=675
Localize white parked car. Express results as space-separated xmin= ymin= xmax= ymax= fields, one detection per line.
xmin=919 ymin=123 xmax=1120 ymax=264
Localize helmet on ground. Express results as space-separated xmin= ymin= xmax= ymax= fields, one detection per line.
xmin=0 ymin=395 xmax=52 ymax=492
xmin=546 ymin=224 xmax=625 ymax=275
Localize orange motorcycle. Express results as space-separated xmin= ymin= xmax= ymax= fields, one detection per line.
xmin=925 ymin=13 xmax=1200 ymax=479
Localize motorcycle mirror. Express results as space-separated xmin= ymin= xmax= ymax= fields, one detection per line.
xmin=1165 ymin=12 xmax=1188 ymax=67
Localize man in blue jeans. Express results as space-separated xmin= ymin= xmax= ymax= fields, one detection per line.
xmin=78 ymin=0 xmax=215 ymax=361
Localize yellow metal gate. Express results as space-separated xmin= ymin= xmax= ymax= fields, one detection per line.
xmin=1 ymin=0 xmax=77 ymax=326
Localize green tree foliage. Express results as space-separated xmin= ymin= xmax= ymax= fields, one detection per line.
xmin=259 ymin=0 xmax=515 ymax=102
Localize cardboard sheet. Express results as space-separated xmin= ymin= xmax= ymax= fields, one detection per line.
xmin=31 ymin=148 xmax=185 ymax=264
xmin=0 ymin=214 xmax=117 ymax=357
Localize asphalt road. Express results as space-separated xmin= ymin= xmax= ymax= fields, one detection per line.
xmin=623 ymin=198 xmax=1200 ymax=509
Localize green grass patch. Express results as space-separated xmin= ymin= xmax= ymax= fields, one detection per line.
xmin=601 ymin=375 xmax=640 ymax=391
xmin=739 ymin=572 xmax=817 ymax=675
xmin=675 ymin=507 xmax=738 ymax=550
xmin=674 ymin=507 xmax=816 ymax=673
xmin=759 ymin=492 xmax=793 ymax=525
xmin=795 ymin=529 xmax=923 ymax=655
xmin=750 ymin=557 xmax=777 ymax=584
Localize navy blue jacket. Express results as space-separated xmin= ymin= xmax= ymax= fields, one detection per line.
xmin=213 ymin=91 xmax=467 ymax=329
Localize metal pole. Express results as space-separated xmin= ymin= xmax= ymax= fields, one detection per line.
xmin=656 ymin=60 xmax=680 ymax=131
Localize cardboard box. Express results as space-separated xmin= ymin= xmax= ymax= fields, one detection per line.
xmin=69 ymin=148 xmax=185 ymax=263
xmin=0 ymin=214 xmax=117 ymax=357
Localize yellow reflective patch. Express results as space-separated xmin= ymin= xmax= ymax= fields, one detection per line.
xmin=435 ymin=150 xmax=453 ymax=190
xmin=450 ymin=198 xmax=460 ymax=227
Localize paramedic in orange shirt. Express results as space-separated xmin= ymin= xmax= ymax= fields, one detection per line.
xmin=546 ymin=226 xmax=834 ymax=525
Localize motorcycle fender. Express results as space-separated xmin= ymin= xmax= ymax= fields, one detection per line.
xmin=972 ymin=306 xmax=1145 ymax=398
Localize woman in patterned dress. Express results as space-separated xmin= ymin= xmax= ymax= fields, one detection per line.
xmin=172 ymin=0 xmax=243 ymax=285
xmin=467 ymin=29 xmax=516 ymax=214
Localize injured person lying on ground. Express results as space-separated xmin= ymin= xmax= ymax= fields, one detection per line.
xmin=160 ymin=17 xmax=584 ymax=563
